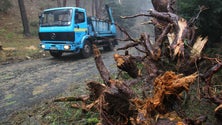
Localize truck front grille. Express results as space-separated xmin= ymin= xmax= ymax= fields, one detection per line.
xmin=38 ymin=32 xmax=75 ymax=41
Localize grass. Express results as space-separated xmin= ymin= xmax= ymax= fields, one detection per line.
xmin=0 ymin=11 xmax=49 ymax=64
xmin=0 ymin=29 xmax=48 ymax=63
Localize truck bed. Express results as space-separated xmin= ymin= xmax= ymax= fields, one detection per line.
xmin=88 ymin=17 xmax=116 ymax=37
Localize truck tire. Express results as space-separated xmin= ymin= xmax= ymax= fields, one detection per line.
xmin=80 ymin=41 xmax=92 ymax=58
xmin=103 ymin=41 xmax=114 ymax=51
xmin=50 ymin=51 xmax=62 ymax=58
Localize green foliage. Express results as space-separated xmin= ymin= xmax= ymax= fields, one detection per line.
xmin=177 ymin=0 xmax=222 ymax=44
xmin=0 ymin=0 xmax=12 ymax=13
xmin=87 ymin=117 xmax=99 ymax=125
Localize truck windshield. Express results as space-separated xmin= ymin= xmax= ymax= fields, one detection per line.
xmin=40 ymin=9 xmax=72 ymax=27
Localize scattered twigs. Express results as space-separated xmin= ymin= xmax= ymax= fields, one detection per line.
xmin=205 ymin=95 xmax=222 ymax=106
xmin=184 ymin=115 xmax=208 ymax=125
xmin=115 ymin=23 xmax=138 ymax=42
xmin=120 ymin=13 xmax=151 ymax=19
xmin=202 ymin=62 xmax=222 ymax=86
xmin=215 ymin=104 xmax=222 ymax=122
xmin=188 ymin=5 xmax=208 ymax=27
xmin=54 ymin=95 xmax=89 ymax=102
xmin=200 ymin=59 xmax=222 ymax=123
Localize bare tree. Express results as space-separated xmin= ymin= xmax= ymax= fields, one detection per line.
xmin=57 ymin=0 xmax=67 ymax=7
xmin=76 ymin=0 xmax=80 ymax=7
xmin=92 ymin=0 xmax=95 ymax=16
xmin=57 ymin=0 xmax=61 ymax=7
xmin=18 ymin=0 xmax=30 ymax=37
xmin=89 ymin=0 xmax=104 ymax=18
xmin=95 ymin=0 xmax=104 ymax=18
xmin=62 ymin=0 xmax=67 ymax=7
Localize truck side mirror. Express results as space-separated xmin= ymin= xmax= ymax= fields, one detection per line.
xmin=38 ymin=13 xmax=42 ymax=19
xmin=38 ymin=13 xmax=43 ymax=24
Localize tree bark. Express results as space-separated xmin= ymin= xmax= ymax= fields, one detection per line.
xmin=62 ymin=0 xmax=67 ymax=7
xmin=95 ymin=0 xmax=104 ymax=18
xmin=57 ymin=0 xmax=66 ymax=7
xmin=92 ymin=0 xmax=95 ymax=16
xmin=18 ymin=0 xmax=30 ymax=37
xmin=95 ymin=0 xmax=99 ymax=17
xmin=75 ymin=0 xmax=80 ymax=7
xmin=57 ymin=0 xmax=61 ymax=7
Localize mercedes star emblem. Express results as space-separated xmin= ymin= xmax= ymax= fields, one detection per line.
xmin=51 ymin=33 xmax=56 ymax=40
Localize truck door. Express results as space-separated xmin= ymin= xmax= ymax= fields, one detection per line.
xmin=74 ymin=9 xmax=87 ymax=44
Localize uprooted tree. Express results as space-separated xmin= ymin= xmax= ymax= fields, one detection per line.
xmin=54 ymin=0 xmax=222 ymax=124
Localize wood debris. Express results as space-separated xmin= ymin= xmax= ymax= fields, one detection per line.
xmin=54 ymin=0 xmax=222 ymax=124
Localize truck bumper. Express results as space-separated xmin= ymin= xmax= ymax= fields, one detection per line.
xmin=40 ymin=42 xmax=79 ymax=52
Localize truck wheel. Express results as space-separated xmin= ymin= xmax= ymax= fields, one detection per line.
xmin=103 ymin=41 xmax=114 ymax=51
xmin=50 ymin=51 xmax=62 ymax=58
xmin=80 ymin=41 xmax=92 ymax=58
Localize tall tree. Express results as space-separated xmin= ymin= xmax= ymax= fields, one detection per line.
xmin=62 ymin=0 xmax=67 ymax=7
xmin=57 ymin=0 xmax=61 ymax=7
xmin=57 ymin=0 xmax=67 ymax=7
xmin=76 ymin=0 xmax=80 ymax=7
xmin=92 ymin=0 xmax=95 ymax=16
xmin=95 ymin=0 xmax=105 ymax=18
xmin=95 ymin=0 xmax=99 ymax=17
xmin=18 ymin=0 xmax=30 ymax=37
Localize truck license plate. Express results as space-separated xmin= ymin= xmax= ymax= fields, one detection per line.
xmin=50 ymin=47 xmax=58 ymax=50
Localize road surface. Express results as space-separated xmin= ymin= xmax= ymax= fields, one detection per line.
xmin=0 ymin=42 xmax=138 ymax=122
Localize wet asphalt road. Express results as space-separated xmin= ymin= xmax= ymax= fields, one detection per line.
xmin=0 ymin=42 xmax=136 ymax=121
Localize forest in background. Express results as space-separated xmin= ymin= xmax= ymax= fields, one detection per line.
xmin=1 ymin=0 xmax=221 ymax=45
xmin=0 ymin=0 xmax=153 ymax=38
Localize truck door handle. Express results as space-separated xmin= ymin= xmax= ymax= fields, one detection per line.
xmin=75 ymin=25 xmax=79 ymax=28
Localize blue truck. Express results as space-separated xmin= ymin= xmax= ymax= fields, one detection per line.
xmin=38 ymin=5 xmax=117 ymax=58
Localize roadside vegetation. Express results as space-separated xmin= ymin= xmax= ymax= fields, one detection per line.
xmin=0 ymin=2 xmax=46 ymax=64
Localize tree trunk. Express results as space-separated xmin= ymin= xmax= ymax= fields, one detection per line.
xmin=95 ymin=0 xmax=104 ymax=18
xmin=57 ymin=0 xmax=66 ymax=7
xmin=75 ymin=0 xmax=80 ymax=7
xmin=92 ymin=0 xmax=95 ymax=16
xmin=62 ymin=0 xmax=67 ymax=7
xmin=18 ymin=0 xmax=30 ymax=37
xmin=95 ymin=0 xmax=98 ymax=17
xmin=57 ymin=0 xmax=61 ymax=7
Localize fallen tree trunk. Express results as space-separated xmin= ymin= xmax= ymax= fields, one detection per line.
xmin=55 ymin=46 xmax=199 ymax=124
xmin=53 ymin=0 xmax=221 ymax=124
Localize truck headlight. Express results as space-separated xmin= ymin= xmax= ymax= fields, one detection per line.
xmin=41 ymin=44 xmax=45 ymax=49
xmin=64 ymin=45 xmax=70 ymax=50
